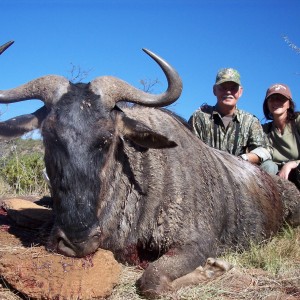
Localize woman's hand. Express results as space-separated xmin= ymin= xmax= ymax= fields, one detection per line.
xmin=278 ymin=161 xmax=299 ymax=180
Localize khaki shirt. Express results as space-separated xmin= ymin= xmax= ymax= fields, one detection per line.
xmin=263 ymin=114 xmax=300 ymax=164
xmin=188 ymin=104 xmax=271 ymax=161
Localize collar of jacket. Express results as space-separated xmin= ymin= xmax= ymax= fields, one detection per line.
xmin=211 ymin=105 xmax=241 ymax=122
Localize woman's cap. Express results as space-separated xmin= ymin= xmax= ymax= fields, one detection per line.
xmin=265 ymin=83 xmax=292 ymax=100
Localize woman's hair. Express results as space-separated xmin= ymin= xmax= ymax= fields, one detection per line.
xmin=263 ymin=96 xmax=298 ymax=121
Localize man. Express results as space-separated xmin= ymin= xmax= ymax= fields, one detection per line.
xmin=188 ymin=68 xmax=271 ymax=169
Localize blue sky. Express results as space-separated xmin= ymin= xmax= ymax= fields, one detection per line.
xmin=1 ymin=0 xmax=300 ymax=131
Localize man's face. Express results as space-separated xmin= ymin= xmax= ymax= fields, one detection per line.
xmin=213 ymin=81 xmax=243 ymax=108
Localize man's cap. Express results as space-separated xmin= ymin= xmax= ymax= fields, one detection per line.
xmin=215 ymin=68 xmax=241 ymax=85
xmin=265 ymin=83 xmax=292 ymax=100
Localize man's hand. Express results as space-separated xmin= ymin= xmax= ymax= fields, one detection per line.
xmin=240 ymin=153 xmax=261 ymax=164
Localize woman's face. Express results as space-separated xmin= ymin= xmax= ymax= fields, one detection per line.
xmin=267 ymin=94 xmax=290 ymax=117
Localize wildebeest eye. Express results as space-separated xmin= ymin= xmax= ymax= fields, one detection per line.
xmin=93 ymin=132 xmax=113 ymax=150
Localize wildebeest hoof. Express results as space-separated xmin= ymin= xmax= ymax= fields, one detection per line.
xmin=206 ymin=257 xmax=233 ymax=271
xmin=171 ymin=257 xmax=233 ymax=290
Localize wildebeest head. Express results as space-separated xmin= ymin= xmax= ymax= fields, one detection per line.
xmin=0 ymin=49 xmax=182 ymax=257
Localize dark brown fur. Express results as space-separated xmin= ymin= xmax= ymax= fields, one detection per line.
xmin=42 ymin=96 xmax=298 ymax=297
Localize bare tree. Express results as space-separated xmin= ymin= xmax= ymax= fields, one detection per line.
xmin=283 ymin=35 xmax=300 ymax=54
xmin=68 ymin=63 xmax=93 ymax=83
xmin=283 ymin=35 xmax=300 ymax=76
xmin=139 ymin=78 xmax=161 ymax=93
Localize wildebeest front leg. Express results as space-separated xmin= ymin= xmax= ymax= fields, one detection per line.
xmin=136 ymin=245 xmax=230 ymax=298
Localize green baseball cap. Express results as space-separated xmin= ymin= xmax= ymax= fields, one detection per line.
xmin=215 ymin=68 xmax=241 ymax=85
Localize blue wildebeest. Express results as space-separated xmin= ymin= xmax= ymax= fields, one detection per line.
xmin=0 ymin=47 xmax=299 ymax=297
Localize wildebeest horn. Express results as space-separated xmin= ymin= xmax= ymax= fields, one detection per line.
xmin=0 ymin=41 xmax=14 ymax=55
xmin=0 ymin=75 xmax=70 ymax=107
xmin=0 ymin=49 xmax=181 ymax=108
xmin=90 ymin=48 xmax=183 ymax=108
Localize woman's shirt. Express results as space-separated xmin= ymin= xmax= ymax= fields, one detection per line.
xmin=263 ymin=115 xmax=300 ymax=164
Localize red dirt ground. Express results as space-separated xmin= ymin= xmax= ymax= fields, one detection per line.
xmin=0 ymin=197 xmax=121 ymax=300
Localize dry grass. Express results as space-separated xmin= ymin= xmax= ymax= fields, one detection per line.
xmin=224 ymin=225 xmax=300 ymax=275
xmin=1 ymin=224 xmax=299 ymax=300
xmin=106 ymin=226 xmax=300 ymax=300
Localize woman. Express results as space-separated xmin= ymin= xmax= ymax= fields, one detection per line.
xmin=262 ymin=83 xmax=300 ymax=189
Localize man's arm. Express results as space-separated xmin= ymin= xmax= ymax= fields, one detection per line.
xmin=188 ymin=111 xmax=204 ymax=140
xmin=242 ymin=117 xmax=272 ymax=164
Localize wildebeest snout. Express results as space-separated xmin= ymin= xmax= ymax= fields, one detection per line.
xmin=47 ymin=225 xmax=102 ymax=258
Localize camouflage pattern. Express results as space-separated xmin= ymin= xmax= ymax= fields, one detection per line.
xmin=188 ymin=104 xmax=271 ymax=160
xmin=215 ymin=68 xmax=241 ymax=85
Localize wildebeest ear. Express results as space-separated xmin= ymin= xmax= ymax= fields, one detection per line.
xmin=0 ymin=106 xmax=48 ymax=141
xmin=119 ymin=115 xmax=177 ymax=149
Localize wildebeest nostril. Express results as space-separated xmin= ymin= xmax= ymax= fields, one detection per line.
xmin=57 ymin=238 xmax=77 ymax=257
xmin=54 ymin=228 xmax=102 ymax=258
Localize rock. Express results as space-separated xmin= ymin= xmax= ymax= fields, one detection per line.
xmin=1 ymin=198 xmax=53 ymax=228
xmin=0 ymin=237 xmax=121 ymax=300
xmin=0 ymin=198 xmax=121 ymax=299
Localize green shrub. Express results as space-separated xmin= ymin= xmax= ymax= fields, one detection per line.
xmin=0 ymin=152 xmax=48 ymax=195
